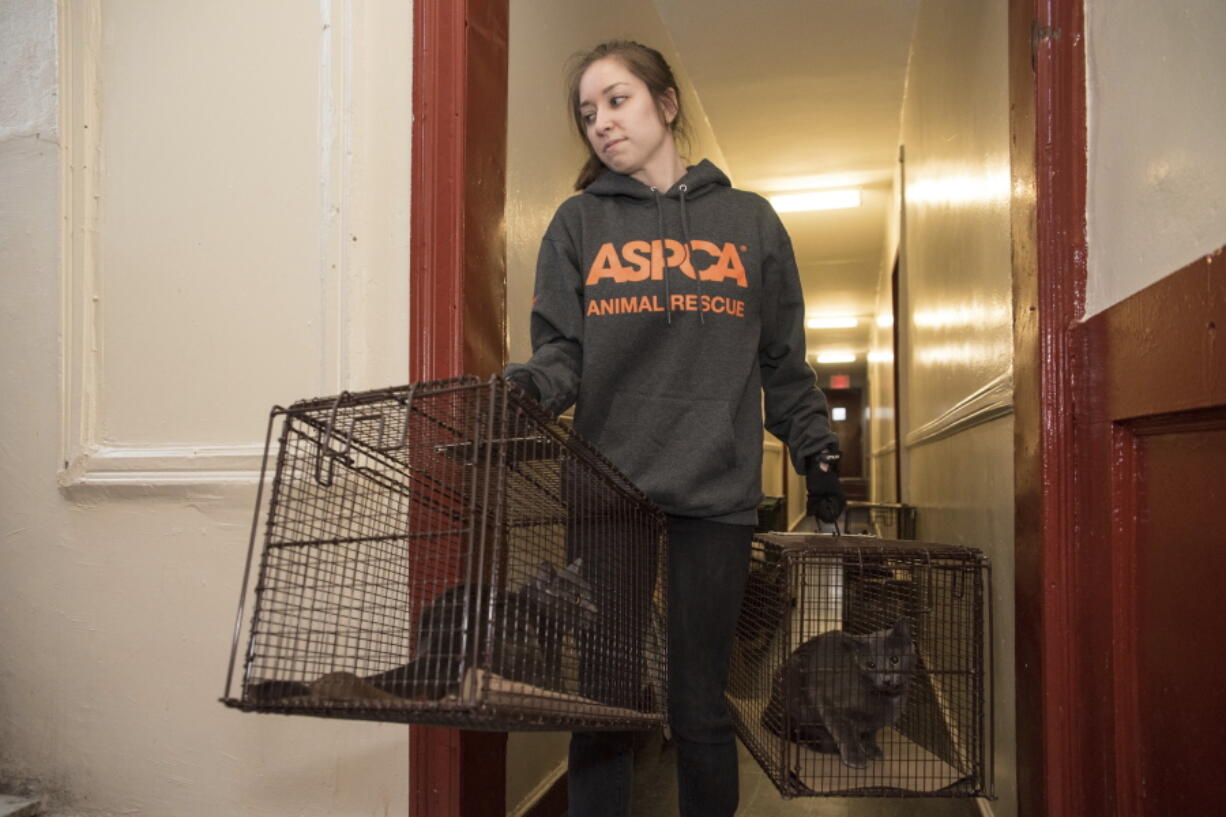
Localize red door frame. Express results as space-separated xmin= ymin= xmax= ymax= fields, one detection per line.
xmin=408 ymin=0 xmax=509 ymax=815
xmin=1010 ymin=0 xmax=1095 ymax=814
xmin=408 ymin=0 xmax=1111 ymax=815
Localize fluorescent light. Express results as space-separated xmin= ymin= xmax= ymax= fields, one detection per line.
xmin=770 ymin=188 xmax=861 ymax=213
xmin=876 ymin=313 xmax=894 ymax=328
xmin=868 ymin=350 xmax=895 ymax=363
xmin=815 ymin=351 xmax=857 ymax=365
xmin=806 ymin=315 xmax=860 ymax=329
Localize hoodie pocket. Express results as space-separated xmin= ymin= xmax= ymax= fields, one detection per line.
xmin=599 ymin=391 xmax=737 ymax=511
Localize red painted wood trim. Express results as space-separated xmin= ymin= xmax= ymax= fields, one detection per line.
xmin=1109 ymin=422 xmax=1141 ymax=817
xmin=1098 ymin=250 xmax=1226 ymax=418
xmin=411 ymin=0 xmax=465 ymax=382
xmin=1011 ymin=0 xmax=1092 ymax=815
xmin=1074 ymin=249 xmax=1225 ymax=817
xmin=1094 ymin=255 xmax=1225 ymax=817
xmin=409 ymin=0 xmax=509 ymax=814
xmin=1033 ymin=3 xmax=1090 ymax=813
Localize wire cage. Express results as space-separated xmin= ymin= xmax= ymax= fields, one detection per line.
xmin=728 ymin=533 xmax=993 ymax=798
xmin=221 ymin=376 xmax=668 ymax=731
xmin=842 ymin=501 xmax=918 ymax=539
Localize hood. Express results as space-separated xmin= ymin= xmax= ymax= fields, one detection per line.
xmin=584 ymin=159 xmax=731 ymax=201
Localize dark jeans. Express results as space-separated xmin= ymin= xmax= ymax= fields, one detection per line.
xmin=568 ymin=515 xmax=753 ymax=817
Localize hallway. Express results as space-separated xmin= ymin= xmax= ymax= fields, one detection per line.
xmin=3 ymin=1 xmax=1225 ymax=816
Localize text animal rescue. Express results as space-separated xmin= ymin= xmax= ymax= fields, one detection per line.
xmin=585 ymin=238 xmax=749 ymax=318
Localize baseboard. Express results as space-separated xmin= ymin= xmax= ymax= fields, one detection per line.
xmin=510 ymin=761 xmax=567 ymax=817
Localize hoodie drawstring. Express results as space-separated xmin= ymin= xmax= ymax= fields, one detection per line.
xmin=654 ymin=183 xmax=703 ymax=327
xmin=653 ymin=189 xmax=672 ymax=326
xmin=677 ymin=184 xmax=704 ymax=325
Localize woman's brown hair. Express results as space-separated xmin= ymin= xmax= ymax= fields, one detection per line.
xmin=566 ymin=40 xmax=692 ymax=190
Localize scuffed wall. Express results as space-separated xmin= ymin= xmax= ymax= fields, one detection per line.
xmin=0 ymin=2 xmax=412 ymax=815
xmin=1085 ymin=0 xmax=1226 ymax=316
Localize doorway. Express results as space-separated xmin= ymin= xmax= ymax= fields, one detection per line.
xmin=411 ymin=1 xmax=1052 ymax=816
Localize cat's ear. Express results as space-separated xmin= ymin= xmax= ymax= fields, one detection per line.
xmin=536 ymin=562 xmax=557 ymax=584
xmin=566 ymin=557 xmax=584 ymax=572
xmin=892 ymin=618 xmax=912 ymax=640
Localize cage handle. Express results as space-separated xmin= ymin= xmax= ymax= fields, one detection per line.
xmin=395 ymin=382 xmax=421 ymax=451
xmin=953 ymin=566 xmax=966 ymax=600
xmin=314 ymin=390 xmax=353 ymax=486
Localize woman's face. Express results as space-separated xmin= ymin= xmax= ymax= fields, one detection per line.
xmin=577 ymin=56 xmax=677 ymax=186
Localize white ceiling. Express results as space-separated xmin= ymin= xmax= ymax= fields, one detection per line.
xmin=653 ymin=0 xmax=919 ymax=357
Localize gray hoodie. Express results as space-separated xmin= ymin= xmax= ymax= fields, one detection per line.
xmin=506 ymin=160 xmax=837 ymax=524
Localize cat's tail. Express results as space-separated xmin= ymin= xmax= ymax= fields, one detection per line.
xmin=246 ymin=679 xmax=313 ymax=701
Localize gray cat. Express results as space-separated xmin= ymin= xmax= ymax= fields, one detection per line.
xmin=763 ymin=620 xmax=916 ymax=769
xmin=249 ymin=558 xmax=597 ymax=701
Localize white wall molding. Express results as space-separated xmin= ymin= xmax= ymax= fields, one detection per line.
xmin=59 ymin=443 xmax=270 ymax=488
xmin=55 ymin=1 xmax=383 ymax=490
xmin=58 ymin=0 xmax=103 ymax=484
xmin=904 ymin=369 xmax=1013 ymax=449
xmin=871 ymin=440 xmax=898 ymax=458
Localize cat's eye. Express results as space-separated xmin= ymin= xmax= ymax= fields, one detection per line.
xmin=866 ymin=661 xmax=877 ymax=670
xmin=890 ymin=656 xmax=900 ymax=665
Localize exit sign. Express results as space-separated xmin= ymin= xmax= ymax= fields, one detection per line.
xmin=830 ymin=374 xmax=850 ymax=389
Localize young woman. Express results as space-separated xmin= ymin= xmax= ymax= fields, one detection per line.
xmin=504 ymin=40 xmax=844 ymax=817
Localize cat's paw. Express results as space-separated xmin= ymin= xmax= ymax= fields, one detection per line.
xmin=839 ymin=748 xmax=868 ymax=769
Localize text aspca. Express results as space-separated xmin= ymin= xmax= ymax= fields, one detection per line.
xmin=585 ymin=239 xmax=749 ymax=287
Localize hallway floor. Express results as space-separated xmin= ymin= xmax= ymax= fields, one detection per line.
xmin=630 ymin=733 xmax=982 ymax=817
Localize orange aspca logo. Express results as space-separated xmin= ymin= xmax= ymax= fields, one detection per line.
xmin=586 ymin=239 xmax=748 ymax=288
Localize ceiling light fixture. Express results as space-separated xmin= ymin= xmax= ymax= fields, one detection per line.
xmin=815 ymin=351 xmax=857 ymax=365
xmin=770 ymin=188 xmax=862 ymax=213
xmin=806 ymin=315 xmax=860 ymax=329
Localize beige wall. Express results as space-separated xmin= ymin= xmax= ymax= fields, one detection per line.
xmin=1 ymin=2 xmax=412 ymax=814
xmin=877 ymin=1 xmax=1017 ymax=814
xmin=503 ymin=2 xmax=728 ymax=809
xmin=1085 ymin=0 xmax=1226 ymax=317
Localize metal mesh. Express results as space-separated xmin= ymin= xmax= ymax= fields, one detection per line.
xmin=728 ymin=533 xmax=992 ymax=798
xmin=222 ymin=376 xmax=668 ymax=730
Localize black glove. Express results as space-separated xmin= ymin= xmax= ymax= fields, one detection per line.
xmin=805 ymin=449 xmax=846 ymax=524
xmin=504 ymin=370 xmax=541 ymax=403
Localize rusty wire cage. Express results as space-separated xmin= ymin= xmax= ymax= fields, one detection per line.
xmin=221 ymin=376 xmax=668 ymax=730
xmin=728 ymin=533 xmax=993 ymax=798
xmin=841 ymin=502 xmax=918 ymax=539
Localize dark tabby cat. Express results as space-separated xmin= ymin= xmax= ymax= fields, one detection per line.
xmin=249 ymin=558 xmax=597 ymax=701
xmin=762 ymin=619 xmax=916 ymax=769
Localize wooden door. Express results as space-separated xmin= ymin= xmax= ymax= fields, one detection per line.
xmin=1079 ymin=255 xmax=1226 ymax=815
